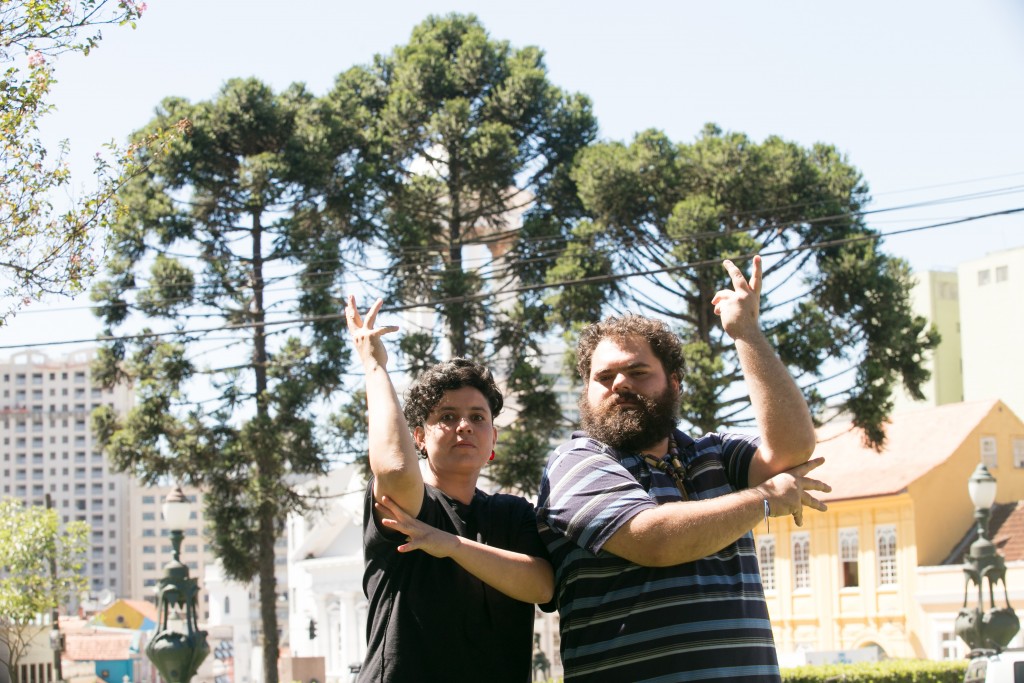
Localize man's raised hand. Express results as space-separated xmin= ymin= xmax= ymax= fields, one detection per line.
xmin=711 ymin=255 xmax=763 ymax=341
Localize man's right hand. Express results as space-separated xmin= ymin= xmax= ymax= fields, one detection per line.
xmin=756 ymin=457 xmax=831 ymax=527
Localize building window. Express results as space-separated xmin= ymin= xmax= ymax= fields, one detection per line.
xmin=792 ymin=532 xmax=811 ymax=590
xmin=981 ymin=436 xmax=998 ymax=468
xmin=940 ymin=628 xmax=963 ymax=660
xmin=877 ymin=525 xmax=898 ymax=585
xmin=758 ymin=536 xmax=776 ymax=591
xmin=224 ymin=597 xmax=231 ymax=615
xmin=978 ymin=269 xmax=991 ymax=286
xmin=1013 ymin=438 xmax=1024 ymax=469
xmin=840 ymin=528 xmax=859 ymax=588
xmin=996 ymin=265 xmax=1009 ymax=283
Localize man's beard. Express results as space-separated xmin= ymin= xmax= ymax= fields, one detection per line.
xmin=579 ymin=384 xmax=680 ymax=453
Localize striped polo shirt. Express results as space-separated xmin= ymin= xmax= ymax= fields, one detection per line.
xmin=536 ymin=429 xmax=780 ymax=683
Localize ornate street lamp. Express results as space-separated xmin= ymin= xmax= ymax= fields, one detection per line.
xmin=145 ymin=485 xmax=210 ymax=683
xmin=955 ymin=463 xmax=1020 ymax=654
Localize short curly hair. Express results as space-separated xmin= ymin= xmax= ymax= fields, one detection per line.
xmin=576 ymin=314 xmax=685 ymax=383
xmin=403 ymin=358 xmax=504 ymax=430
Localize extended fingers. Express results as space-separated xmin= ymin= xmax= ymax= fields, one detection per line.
xmin=345 ymin=296 xmax=387 ymax=330
xmin=800 ymin=492 xmax=828 ymax=512
xmin=800 ymin=477 xmax=832 ymax=494
xmin=794 ymin=457 xmax=825 ymax=475
xmin=721 ymin=259 xmax=750 ymax=291
xmin=748 ymin=255 xmax=762 ymax=296
xmin=377 ymin=495 xmax=408 ymax=521
xmin=345 ymin=294 xmax=362 ymax=329
xmin=364 ymin=298 xmax=384 ymax=329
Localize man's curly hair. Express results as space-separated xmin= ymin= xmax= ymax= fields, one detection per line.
xmin=576 ymin=314 xmax=686 ymax=383
xmin=403 ymin=358 xmax=504 ymax=430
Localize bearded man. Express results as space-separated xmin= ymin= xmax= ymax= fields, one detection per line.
xmin=536 ymin=256 xmax=831 ymax=683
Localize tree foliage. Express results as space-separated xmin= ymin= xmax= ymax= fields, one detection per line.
xmin=329 ymin=13 xmax=597 ymax=494
xmin=90 ymin=77 xmax=366 ymax=683
xmin=0 ymin=0 xmax=148 ymax=322
xmin=0 ymin=499 xmax=88 ymax=683
xmin=545 ymin=124 xmax=938 ymax=448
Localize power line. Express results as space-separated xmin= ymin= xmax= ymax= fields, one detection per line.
xmin=13 ymin=177 xmax=1024 ymax=319
xmin=2 ymin=206 xmax=1020 ymax=352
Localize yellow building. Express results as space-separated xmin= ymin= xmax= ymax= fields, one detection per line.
xmin=93 ymin=599 xmax=157 ymax=631
xmin=754 ymin=399 xmax=1024 ymax=662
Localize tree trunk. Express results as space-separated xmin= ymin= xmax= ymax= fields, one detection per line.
xmin=250 ymin=211 xmax=280 ymax=683
xmin=447 ymin=154 xmax=467 ymax=358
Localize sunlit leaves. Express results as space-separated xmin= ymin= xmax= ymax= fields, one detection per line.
xmin=0 ymin=0 xmax=148 ymax=322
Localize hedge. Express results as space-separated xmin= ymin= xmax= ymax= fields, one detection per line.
xmin=781 ymin=659 xmax=968 ymax=682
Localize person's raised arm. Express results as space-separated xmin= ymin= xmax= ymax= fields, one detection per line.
xmin=711 ymin=255 xmax=817 ymax=486
xmin=346 ymin=296 xmax=424 ymax=518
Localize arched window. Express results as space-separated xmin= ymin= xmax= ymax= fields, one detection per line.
xmin=758 ymin=536 xmax=776 ymax=591
xmin=876 ymin=525 xmax=897 ymax=585
xmin=792 ymin=532 xmax=810 ymax=590
xmin=839 ymin=528 xmax=859 ymax=588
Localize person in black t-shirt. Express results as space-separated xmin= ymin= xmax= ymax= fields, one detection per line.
xmin=346 ymin=296 xmax=553 ymax=683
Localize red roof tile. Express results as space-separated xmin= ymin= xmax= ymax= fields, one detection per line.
xmin=64 ymin=633 xmax=134 ymax=662
xmin=811 ymin=400 xmax=1000 ymax=502
xmin=993 ymin=502 xmax=1024 ymax=562
xmin=943 ymin=501 xmax=1024 ymax=564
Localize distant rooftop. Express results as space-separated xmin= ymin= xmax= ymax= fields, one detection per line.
xmin=942 ymin=500 xmax=1024 ymax=565
xmin=812 ymin=400 xmax=1001 ymax=502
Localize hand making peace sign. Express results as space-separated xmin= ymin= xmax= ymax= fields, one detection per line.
xmin=711 ymin=254 xmax=763 ymax=342
xmin=345 ymin=295 xmax=400 ymax=370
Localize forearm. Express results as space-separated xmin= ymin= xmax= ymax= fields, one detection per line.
xmin=736 ymin=330 xmax=815 ymax=476
xmin=447 ymin=537 xmax=554 ymax=604
xmin=603 ymin=489 xmax=765 ymax=567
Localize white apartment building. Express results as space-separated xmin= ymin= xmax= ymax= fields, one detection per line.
xmin=959 ymin=245 xmax=1024 ymax=420
xmin=0 ymin=350 xmax=133 ymax=596
xmin=894 ymin=244 xmax=1023 ymax=417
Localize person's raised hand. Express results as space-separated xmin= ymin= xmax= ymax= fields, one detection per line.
xmin=711 ymin=255 xmax=763 ymax=341
xmin=345 ymin=295 xmax=399 ymax=369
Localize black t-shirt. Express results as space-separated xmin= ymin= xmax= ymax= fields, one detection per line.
xmin=358 ymin=480 xmax=548 ymax=683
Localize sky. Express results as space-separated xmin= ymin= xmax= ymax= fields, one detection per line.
xmin=4 ymin=0 xmax=1024 ymax=354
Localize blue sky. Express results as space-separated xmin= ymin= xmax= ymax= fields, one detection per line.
xmin=6 ymin=0 xmax=1024 ymax=350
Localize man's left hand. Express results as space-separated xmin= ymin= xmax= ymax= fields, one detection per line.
xmin=712 ymin=254 xmax=762 ymax=341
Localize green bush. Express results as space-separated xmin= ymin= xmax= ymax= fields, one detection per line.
xmin=782 ymin=659 xmax=967 ymax=682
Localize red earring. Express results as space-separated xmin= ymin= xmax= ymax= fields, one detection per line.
xmin=489 ymin=450 xmax=495 ymax=461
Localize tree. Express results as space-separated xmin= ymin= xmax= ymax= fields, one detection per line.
xmin=0 ymin=0 xmax=148 ymax=322
xmin=0 ymin=499 xmax=88 ymax=683
xmin=329 ymin=14 xmax=597 ymax=494
xmin=90 ymin=77 xmax=367 ymax=683
xmin=546 ymin=124 xmax=938 ymax=448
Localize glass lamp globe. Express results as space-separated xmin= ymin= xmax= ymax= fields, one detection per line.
xmin=968 ymin=463 xmax=997 ymax=511
xmin=162 ymin=484 xmax=191 ymax=530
